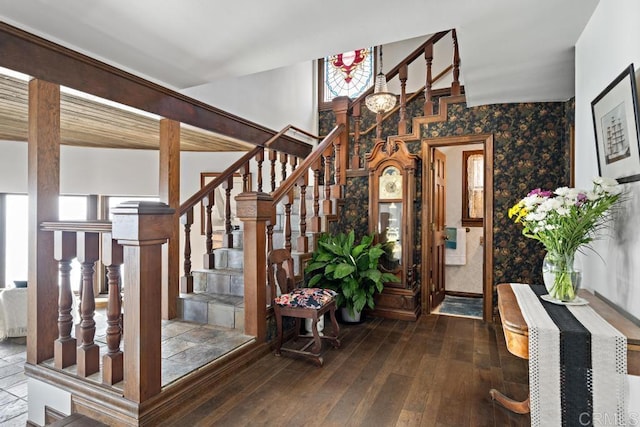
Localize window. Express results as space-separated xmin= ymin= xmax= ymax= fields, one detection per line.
xmin=462 ymin=150 xmax=484 ymax=227
xmin=318 ymin=47 xmax=375 ymax=110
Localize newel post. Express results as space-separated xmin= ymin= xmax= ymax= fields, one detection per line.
xmin=111 ymin=201 xmax=174 ymax=403
xmin=236 ymin=192 xmax=273 ymax=342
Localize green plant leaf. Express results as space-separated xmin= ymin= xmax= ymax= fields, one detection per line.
xmin=304 ymin=261 xmax=327 ymax=273
xmin=362 ymin=268 xmax=382 ymax=282
xmin=334 ymin=263 xmax=356 ymax=279
xmin=307 ymin=274 xmax=323 ymax=287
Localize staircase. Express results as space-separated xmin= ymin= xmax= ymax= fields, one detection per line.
xmin=179 ymin=196 xmax=318 ymax=330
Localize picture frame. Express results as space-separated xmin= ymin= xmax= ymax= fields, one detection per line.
xmin=591 ymin=63 xmax=640 ymax=183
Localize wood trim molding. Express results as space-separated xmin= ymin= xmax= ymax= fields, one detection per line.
xmin=421 ymin=133 xmax=494 ymax=322
xmin=0 ymin=22 xmax=311 ymax=157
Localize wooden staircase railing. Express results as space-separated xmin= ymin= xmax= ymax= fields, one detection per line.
xmin=177 ymin=125 xmax=319 ymax=293
xmin=347 ymin=29 xmax=460 ymax=169
xmin=39 ymin=201 xmax=174 ymax=404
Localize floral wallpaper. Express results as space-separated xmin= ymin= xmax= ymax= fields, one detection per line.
xmin=321 ymin=93 xmax=573 ymax=311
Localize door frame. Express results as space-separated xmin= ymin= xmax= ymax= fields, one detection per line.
xmin=421 ymin=134 xmax=494 ymax=322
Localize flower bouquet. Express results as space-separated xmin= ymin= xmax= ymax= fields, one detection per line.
xmin=508 ymin=177 xmax=623 ymax=301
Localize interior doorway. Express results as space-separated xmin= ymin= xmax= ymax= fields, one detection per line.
xmin=421 ymin=134 xmax=494 ymax=322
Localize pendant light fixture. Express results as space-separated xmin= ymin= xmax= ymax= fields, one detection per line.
xmin=365 ymin=45 xmax=397 ymax=114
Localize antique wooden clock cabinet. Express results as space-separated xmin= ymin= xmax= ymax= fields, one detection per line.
xmin=366 ymin=138 xmax=420 ymax=321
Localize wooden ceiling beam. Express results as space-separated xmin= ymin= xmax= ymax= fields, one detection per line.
xmin=0 ymin=22 xmax=312 ymax=157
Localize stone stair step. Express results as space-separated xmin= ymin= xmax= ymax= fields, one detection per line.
xmin=210 ymin=247 xmax=245 ymax=269
xmin=178 ymin=292 xmax=244 ymax=330
xmin=193 ymin=268 xmax=244 ymax=296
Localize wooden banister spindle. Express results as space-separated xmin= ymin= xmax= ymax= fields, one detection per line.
xmin=284 ymin=190 xmax=293 ymax=253
xmin=280 ymin=152 xmax=288 ymax=183
xmin=375 ymin=112 xmax=383 ymax=142
xmin=76 ymin=231 xmax=100 ymax=377
xmin=267 ymin=223 xmax=274 ymax=254
xmin=323 ymin=148 xmax=333 ymax=216
xmin=424 ymin=42 xmax=434 ymax=116
xmin=203 ymin=192 xmax=214 ymax=269
xmin=352 ymin=102 xmax=362 ymax=169
xmin=269 ymin=149 xmax=277 ymax=192
xmin=290 ymin=155 xmax=298 ymax=173
xmin=309 ymin=160 xmax=322 ymax=234
xmin=333 ymin=141 xmax=342 ymax=198
xmin=180 ymin=208 xmax=194 ymax=293
xmin=398 ymin=63 xmax=408 ymax=135
xmin=297 ymin=175 xmax=309 ymax=253
xmin=102 ymin=233 xmax=124 ymax=385
xmin=256 ymin=148 xmax=264 ymax=192
xmin=54 ymin=230 xmax=77 ymax=369
xmin=451 ymin=29 xmax=461 ymax=96
xmin=241 ymin=163 xmax=251 ymax=192
xmin=223 ymin=177 xmax=234 ymax=248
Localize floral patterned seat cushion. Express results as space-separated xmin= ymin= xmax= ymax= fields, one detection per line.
xmin=274 ymin=288 xmax=337 ymax=309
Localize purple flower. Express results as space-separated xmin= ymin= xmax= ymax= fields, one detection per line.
xmin=575 ymin=193 xmax=587 ymax=207
xmin=527 ymin=188 xmax=553 ymax=198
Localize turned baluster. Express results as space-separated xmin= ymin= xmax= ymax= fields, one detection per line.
xmin=284 ymin=189 xmax=293 ymax=253
xmin=424 ymin=42 xmax=434 ymax=115
xmin=398 ymin=63 xmax=408 ymax=134
xmin=76 ymin=231 xmax=100 ymax=377
xmin=333 ymin=141 xmax=342 ymax=199
xmin=203 ymin=192 xmax=215 ymax=269
xmin=352 ymin=102 xmax=362 ymax=169
xmin=256 ymin=148 xmax=264 ymax=192
xmin=309 ymin=160 xmax=322 ymax=234
xmin=451 ymin=29 xmax=461 ymax=96
xmin=269 ymin=149 xmax=277 ymax=192
xmin=267 ymin=223 xmax=274 ymax=254
xmin=54 ymin=230 xmax=77 ymax=369
xmin=289 ymin=155 xmax=298 ymax=173
xmin=180 ymin=208 xmax=194 ymax=292
xmin=241 ymin=163 xmax=251 ymax=192
xmin=280 ymin=152 xmax=288 ymax=183
xmin=102 ymin=233 xmax=124 ymax=385
xmin=297 ymin=175 xmax=309 ymax=253
xmin=323 ymin=148 xmax=334 ymax=216
xmin=375 ymin=112 xmax=383 ymax=142
xmin=223 ymin=177 xmax=234 ymax=248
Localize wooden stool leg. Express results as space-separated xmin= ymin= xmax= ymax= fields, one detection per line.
xmin=328 ymin=306 xmax=341 ymax=348
xmin=310 ymin=314 xmax=322 ymax=354
xmin=489 ymin=389 xmax=530 ymax=414
xmin=274 ymin=309 xmax=283 ymax=356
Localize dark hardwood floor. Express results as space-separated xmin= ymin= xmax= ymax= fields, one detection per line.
xmin=159 ymin=314 xmax=530 ymax=427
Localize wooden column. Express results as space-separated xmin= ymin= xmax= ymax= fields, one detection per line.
xmin=159 ymin=118 xmax=180 ymax=320
xmin=451 ymin=29 xmax=461 ymax=96
xmin=111 ymin=201 xmax=174 ymax=403
xmin=27 ymin=78 xmax=60 ymax=364
xmin=236 ymin=192 xmax=273 ymax=341
xmin=424 ymin=43 xmax=434 ymax=116
xmin=398 ymin=64 xmax=408 ymax=135
xmin=332 ymin=96 xmax=349 ymax=183
xmin=351 ymin=103 xmax=362 ymax=170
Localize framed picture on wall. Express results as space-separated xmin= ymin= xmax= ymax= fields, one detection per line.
xmin=591 ymin=63 xmax=640 ymax=183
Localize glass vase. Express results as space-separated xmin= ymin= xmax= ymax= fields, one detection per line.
xmin=542 ymin=251 xmax=582 ymax=302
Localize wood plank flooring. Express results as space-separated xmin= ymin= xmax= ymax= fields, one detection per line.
xmin=159 ymin=315 xmax=530 ymax=426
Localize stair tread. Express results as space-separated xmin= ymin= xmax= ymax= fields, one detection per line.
xmin=180 ymin=292 xmax=244 ymax=306
xmin=193 ymin=267 xmax=243 ymax=275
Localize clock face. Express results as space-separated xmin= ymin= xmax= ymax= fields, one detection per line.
xmin=379 ymin=166 xmax=402 ymax=199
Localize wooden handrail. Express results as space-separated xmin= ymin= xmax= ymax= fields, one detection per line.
xmin=179 ymin=125 xmax=320 ymax=216
xmin=271 ymin=124 xmax=344 ymax=205
xmin=349 ymin=31 xmax=450 ymax=109
xmin=41 ymin=220 xmax=112 ymax=233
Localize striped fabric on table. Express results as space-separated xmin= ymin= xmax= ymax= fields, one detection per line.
xmin=510 ymin=283 xmax=627 ymax=427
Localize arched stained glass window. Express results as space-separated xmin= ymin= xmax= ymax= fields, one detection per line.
xmin=321 ymin=47 xmax=374 ymax=104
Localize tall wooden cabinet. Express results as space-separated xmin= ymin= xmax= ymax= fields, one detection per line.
xmin=366 ymin=139 xmax=420 ymax=321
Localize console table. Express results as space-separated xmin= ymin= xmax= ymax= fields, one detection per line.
xmin=491 ymin=283 xmax=640 ymax=414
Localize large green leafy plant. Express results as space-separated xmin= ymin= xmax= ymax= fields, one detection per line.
xmin=304 ymin=230 xmax=399 ymax=316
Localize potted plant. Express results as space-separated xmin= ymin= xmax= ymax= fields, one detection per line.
xmin=304 ymin=230 xmax=399 ymax=322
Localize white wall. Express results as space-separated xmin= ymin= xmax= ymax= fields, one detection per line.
xmin=575 ymin=0 xmax=640 ymax=323
xmin=575 ymin=0 xmax=640 ymax=418
xmin=182 ymin=61 xmax=318 ymax=136
xmin=439 ymin=144 xmax=483 ymax=295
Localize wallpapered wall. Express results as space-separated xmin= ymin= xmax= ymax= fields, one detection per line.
xmin=320 ymin=94 xmax=572 ymax=302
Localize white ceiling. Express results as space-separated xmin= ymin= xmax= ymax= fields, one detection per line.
xmin=0 ymin=0 xmax=599 ymax=106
